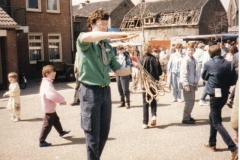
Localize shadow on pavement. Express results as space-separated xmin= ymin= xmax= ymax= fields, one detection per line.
xmin=127 ymin=104 xmax=171 ymax=108
xmin=0 ymin=106 xmax=6 ymax=109
xmin=112 ymin=101 xmax=120 ymax=104
xmin=152 ymin=121 xmax=209 ymax=129
xmin=51 ymin=137 xmax=116 ymax=146
xmin=215 ymin=148 xmax=229 ymax=152
xmin=60 ymin=136 xmax=86 ymax=145
xmin=152 ymin=116 xmax=230 ymax=129
xmin=20 ymin=118 xmax=43 ymax=122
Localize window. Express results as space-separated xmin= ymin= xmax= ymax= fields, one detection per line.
xmin=26 ymin=0 xmax=41 ymax=12
xmin=47 ymin=0 xmax=60 ymax=13
xmin=28 ymin=34 xmax=44 ymax=64
xmin=48 ymin=34 xmax=62 ymax=61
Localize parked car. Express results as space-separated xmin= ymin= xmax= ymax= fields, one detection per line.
xmin=36 ymin=61 xmax=75 ymax=81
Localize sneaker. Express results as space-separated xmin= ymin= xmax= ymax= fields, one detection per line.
xmin=117 ymin=103 xmax=125 ymax=108
xmin=39 ymin=141 xmax=52 ymax=147
xmin=177 ymin=99 xmax=183 ymax=103
xmin=12 ymin=118 xmax=20 ymax=122
xmin=204 ymin=143 xmax=216 ymax=152
xmin=182 ymin=119 xmax=195 ymax=124
xmin=143 ymin=124 xmax=149 ymax=129
xmin=10 ymin=116 xmax=15 ymax=121
xmin=190 ymin=117 xmax=195 ymax=121
xmin=227 ymin=100 xmax=233 ymax=109
xmin=59 ymin=130 xmax=71 ymax=137
xmin=171 ymin=99 xmax=177 ymax=103
xmin=231 ymin=149 xmax=238 ymax=160
xmin=199 ymin=100 xmax=209 ymax=106
xmin=151 ymin=116 xmax=157 ymax=126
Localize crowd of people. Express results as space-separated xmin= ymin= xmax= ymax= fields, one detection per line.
xmin=2 ymin=9 xmax=239 ymax=160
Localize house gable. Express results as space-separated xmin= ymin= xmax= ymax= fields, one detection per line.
xmin=227 ymin=0 xmax=239 ymax=28
xmin=73 ymin=0 xmax=135 ymax=29
xmin=0 ymin=7 xmax=19 ymax=29
xmin=73 ymin=0 xmax=130 ymax=17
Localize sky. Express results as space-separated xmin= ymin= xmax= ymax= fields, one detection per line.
xmin=72 ymin=0 xmax=230 ymax=11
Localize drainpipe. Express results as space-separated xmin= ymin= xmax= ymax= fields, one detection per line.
xmin=70 ymin=0 xmax=74 ymax=63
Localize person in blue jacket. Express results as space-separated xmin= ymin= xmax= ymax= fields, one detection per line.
xmin=202 ymin=44 xmax=238 ymax=160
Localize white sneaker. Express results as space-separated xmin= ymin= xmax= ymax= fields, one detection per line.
xmin=151 ymin=116 xmax=157 ymax=126
xmin=177 ymin=99 xmax=183 ymax=103
xmin=143 ymin=124 xmax=148 ymax=129
xmin=199 ymin=100 xmax=209 ymax=106
xmin=12 ymin=118 xmax=20 ymax=122
xmin=10 ymin=116 xmax=15 ymax=121
xmin=171 ymin=99 xmax=177 ymax=103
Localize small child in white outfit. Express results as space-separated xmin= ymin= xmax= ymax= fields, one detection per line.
xmin=3 ymin=72 xmax=21 ymax=122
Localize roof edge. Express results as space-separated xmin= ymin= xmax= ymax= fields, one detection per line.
xmin=0 ymin=25 xmax=20 ymax=29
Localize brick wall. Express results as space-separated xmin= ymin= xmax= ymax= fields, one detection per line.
xmin=10 ymin=0 xmax=72 ymax=79
xmin=6 ymin=30 xmax=18 ymax=73
xmin=1 ymin=30 xmax=19 ymax=87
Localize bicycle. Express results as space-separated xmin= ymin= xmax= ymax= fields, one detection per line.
xmin=19 ymin=72 xmax=27 ymax=89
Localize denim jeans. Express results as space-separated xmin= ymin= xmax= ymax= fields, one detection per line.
xmin=142 ymin=91 xmax=157 ymax=125
xmin=116 ymin=75 xmax=130 ymax=100
xmin=229 ymin=86 xmax=235 ymax=101
xmin=170 ymin=72 xmax=181 ymax=100
xmin=200 ymin=81 xmax=208 ymax=101
xmin=208 ymin=96 xmax=238 ymax=152
xmin=79 ymin=83 xmax=112 ymax=160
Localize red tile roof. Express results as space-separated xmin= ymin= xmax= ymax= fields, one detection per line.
xmin=0 ymin=7 xmax=18 ymax=28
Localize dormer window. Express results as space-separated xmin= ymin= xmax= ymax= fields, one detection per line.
xmin=144 ymin=17 xmax=154 ymax=24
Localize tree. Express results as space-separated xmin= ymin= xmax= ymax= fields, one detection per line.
xmin=206 ymin=11 xmax=228 ymax=33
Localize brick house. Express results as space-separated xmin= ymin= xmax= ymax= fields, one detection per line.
xmin=227 ymin=0 xmax=239 ymax=33
xmin=0 ymin=0 xmax=73 ymax=88
xmin=120 ymin=0 xmax=228 ymax=44
xmin=0 ymin=7 xmax=19 ymax=88
xmin=72 ymin=0 xmax=135 ymax=51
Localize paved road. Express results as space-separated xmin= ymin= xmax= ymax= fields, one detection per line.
xmin=0 ymin=79 xmax=237 ymax=160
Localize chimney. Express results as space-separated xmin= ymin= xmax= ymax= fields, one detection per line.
xmin=78 ymin=3 xmax=86 ymax=9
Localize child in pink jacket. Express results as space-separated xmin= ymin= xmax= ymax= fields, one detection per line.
xmin=39 ymin=65 xmax=70 ymax=147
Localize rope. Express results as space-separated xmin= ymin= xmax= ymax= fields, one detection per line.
xmin=130 ymin=62 xmax=171 ymax=104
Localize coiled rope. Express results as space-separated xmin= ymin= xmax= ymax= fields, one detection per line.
xmin=130 ymin=62 xmax=171 ymax=104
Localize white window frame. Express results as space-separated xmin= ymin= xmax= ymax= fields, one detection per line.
xmin=46 ymin=0 xmax=60 ymax=13
xmin=28 ymin=33 xmax=44 ymax=64
xmin=48 ymin=33 xmax=62 ymax=62
xmin=26 ymin=0 xmax=42 ymax=12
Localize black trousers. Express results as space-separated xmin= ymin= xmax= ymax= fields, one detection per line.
xmin=39 ymin=112 xmax=63 ymax=142
xmin=142 ymin=91 xmax=157 ymax=125
xmin=80 ymin=83 xmax=111 ymax=160
xmin=208 ymin=96 xmax=238 ymax=152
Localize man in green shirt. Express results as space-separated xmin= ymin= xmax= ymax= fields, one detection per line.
xmin=77 ymin=9 xmax=131 ymax=160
